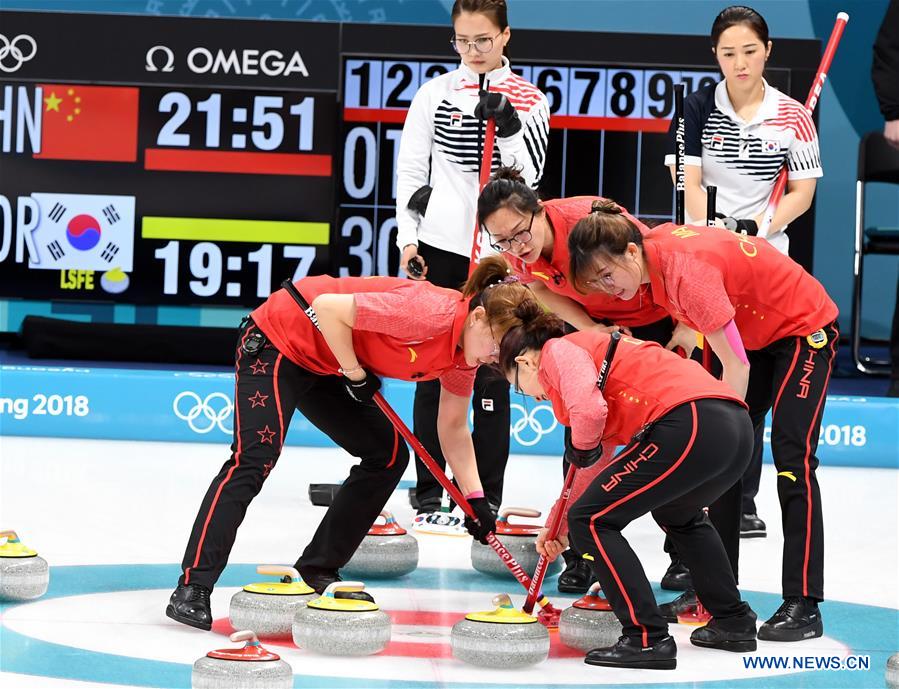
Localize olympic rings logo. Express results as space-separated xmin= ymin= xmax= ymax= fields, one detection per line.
xmin=509 ymin=402 xmax=558 ymax=447
xmin=0 ymin=34 xmax=37 ymax=73
xmin=173 ymin=391 xmax=233 ymax=435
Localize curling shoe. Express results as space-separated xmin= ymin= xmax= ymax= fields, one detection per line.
xmin=740 ymin=513 xmax=767 ymax=538
xmin=660 ymin=559 xmax=692 ymax=591
xmin=557 ymin=549 xmax=595 ymax=594
xmin=585 ymin=635 xmax=677 ymax=670
xmin=297 ymin=565 xmax=374 ymax=603
xmin=691 ymin=609 xmax=758 ymax=652
xmin=659 ymin=589 xmax=697 ymax=623
xmin=757 ymin=597 xmax=823 ymax=642
xmin=166 ymin=583 xmax=212 ymax=631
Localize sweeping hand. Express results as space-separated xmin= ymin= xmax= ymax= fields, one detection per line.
xmin=463 ymin=497 xmax=497 ymax=545
xmin=564 ymin=438 xmax=602 ymax=469
xmin=535 ymin=528 xmax=568 ymax=561
xmin=343 ymin=370 xmax=381 ymax=403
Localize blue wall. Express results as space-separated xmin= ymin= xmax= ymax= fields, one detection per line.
xmin=2 ymin=0 xmax=897 ymax=338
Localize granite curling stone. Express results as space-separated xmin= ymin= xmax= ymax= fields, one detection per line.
xmin=229 ymin=565 xmax=317 ymax=640
xmin=0 ymin=530 xmax=49 ymax=601
xmin=559 ymin=582 xmax=621 ymax=651
xmin=343 ymin=510 xmax=419 ymax=578
xmin=192 ymin=630 xmax=292 ymax=689
xmin=470 ymin=507 xmax=561 ymax=579
xmin=451 ymin=593 xmax=550 ymax=668
xmin=886 ymin=652 xmax=899 ymax=689
xmin=292 ymin=581 xmax=391 ymax=656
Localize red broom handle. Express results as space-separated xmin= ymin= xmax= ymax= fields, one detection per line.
xmin=758 ymin=12 xmax=848 ymax=236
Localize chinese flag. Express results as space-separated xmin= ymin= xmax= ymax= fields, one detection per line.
xmin=35 ymin=84 xmax=139 ymax=162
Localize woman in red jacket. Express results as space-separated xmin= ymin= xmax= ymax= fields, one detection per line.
xmin=166 ymin=256 xmax=533 ymax=630
xmin=494 ymin=303 xmax=757 ymax=669
xmin=567 ymin=201 xmax=839 ymax=642
xmin=477 ymin=167 xmax=690 ymax=593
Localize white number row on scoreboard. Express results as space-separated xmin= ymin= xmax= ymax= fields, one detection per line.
xmin=344 ymin=59 xmax=719 ymax=119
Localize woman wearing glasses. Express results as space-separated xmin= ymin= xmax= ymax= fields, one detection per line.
xmin=478 ymin=166 xmax=673 ymax=593
xmin=492 ymin=301 xmax=758 ymax=669
xmin=166 ymin=257 xmax=536 ymax=630
xmin=395 ymin=0 xmax=550 ymax=519
xmin=566 ymin=201 xmax=838 ymax=642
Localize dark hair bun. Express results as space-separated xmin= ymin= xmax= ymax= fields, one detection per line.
xmin=591 ymin=199 xmax=622 ymax=215
xmin=491 ymin=165 xmax=526 ymax=185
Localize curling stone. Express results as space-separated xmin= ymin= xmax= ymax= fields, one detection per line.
xmin=229 ymin=565 xmax=317 ymax=640
xmin=886 ymin=652 xmax=899 ymax=689
xmin=344 ymin=510 xmax=419 ymax=578
xmin=451 ymin=593 xmax=550 ymax=668
xmin=559 ymin=582 xmax=621 ymax=651
xmin=0 ymin=530 xmax=49 ymax=601
xmin=292 ymin=581 xmax=391 ymax=656
xmin=470 ymin=507 xmax=561 ymax=579
xmin=192 ymin=630 xmax=292 ymax=689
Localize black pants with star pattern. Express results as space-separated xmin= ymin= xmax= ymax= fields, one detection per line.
xmin=179 ymin=319 xmax=409 ymax=590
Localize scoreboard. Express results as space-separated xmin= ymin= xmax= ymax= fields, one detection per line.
xmin=0 ymin=11 xmax=821 ymax=306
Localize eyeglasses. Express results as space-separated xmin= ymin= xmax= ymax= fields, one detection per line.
xmin=486 ymin=212 xmax=535 ymax=253
xmin=450 ymin=33 xmax=502 ymax=54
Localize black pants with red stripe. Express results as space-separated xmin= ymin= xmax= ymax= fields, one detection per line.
xmin=740 ymin=322 xmax=839 ymax=601
xmin=179 ymin=320 xmax=409 ymax=590
xmin=567 ymin=399 xmax=754 ymax=646
xmin=413 ymin=242 xmax=510 ymax=507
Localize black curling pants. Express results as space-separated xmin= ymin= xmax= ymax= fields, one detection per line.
xmin=179 ymin=319 xmax=409 ymax=590
xmin=742 ymin=323 xmax=839 ymax=601
xmin=568 ymin=399 xmax=754 ymax=646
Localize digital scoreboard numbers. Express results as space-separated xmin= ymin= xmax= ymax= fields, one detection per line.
xmin=0 ymin=10 xmax=338 ymax=306
xmin=139 ymin=86 xmax=335 ymax=301
xmin=335 ymin=58 xmax=723 ymax=278
xmin=0 ymin=12 xmax=821 ymax=307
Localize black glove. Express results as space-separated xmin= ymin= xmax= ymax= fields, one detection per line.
xmin=407 ymin=184 xmax=432 ymax=217
xmin=717 ymin=214 xmax=759 ymax=236
xmin=564 ymin=437 xmax=602 ymax=469
xmin=343 ymin=370 xmax=381 ymax=404
xmin=463 ymin=496 xmax=497 ymax=545
xmin=474 ymin=90 xmax=521 ymax=138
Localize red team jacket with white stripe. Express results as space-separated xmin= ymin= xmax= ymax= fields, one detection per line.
xmin=395 ymin=57 xmax=551 ymax=258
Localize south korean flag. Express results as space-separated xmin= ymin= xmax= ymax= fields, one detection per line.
xmin=28 ymin=193 xmax=136 ymax=272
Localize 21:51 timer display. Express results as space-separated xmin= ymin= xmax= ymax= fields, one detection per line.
xmin=151 ymin=88 xmax=318 ymax=152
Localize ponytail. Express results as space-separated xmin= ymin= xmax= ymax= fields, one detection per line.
xmin=497 ymin=301 xmax=565 ymax=375
xmin=462 ymin=255 xmax=546 ymax=345
xmin=478 ymin=166 xmax=542 ymax=230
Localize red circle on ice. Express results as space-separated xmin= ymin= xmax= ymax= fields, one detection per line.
xmin=66 ymin=214 xmax=101 ymax=251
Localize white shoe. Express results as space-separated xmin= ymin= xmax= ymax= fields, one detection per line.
xmin=411 ymin=510 xmax=468 ymax=537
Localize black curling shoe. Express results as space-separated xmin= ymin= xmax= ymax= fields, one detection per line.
xmin=740 ymin=513 xmax=767 ymax=538
xmin=659 ymin=589 xmax=698 ymax=623
xmin=660 ymin=559 xmax=693 ymax=591
xmin=585 ymin=635 xmax=677 ymax=670
xmin=757 ymin=597 xmax=823 ymax=642
xmin=297 ymin=565 xmax=375 ymax=602
xmin=557 ymin=550 xmax=596 ymax=594
xmin=691 ymin=610 xmax=758 ymax=652
xmin=166 ymin=583 xmax=212 ymax=631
